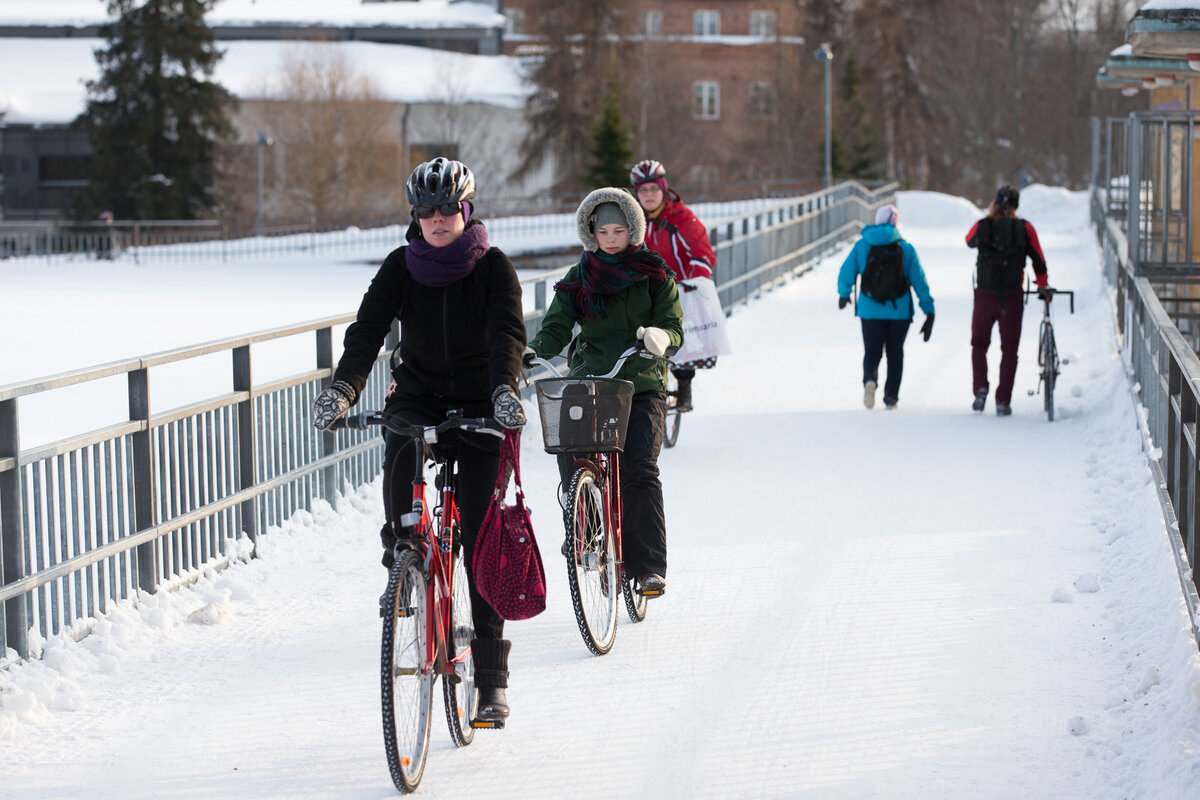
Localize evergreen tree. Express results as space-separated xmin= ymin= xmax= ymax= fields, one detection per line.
xmin=75 ymin=0 xmax=233 ymax=220
xmin=580 ymin=82 xmax=634 ymax=189
xmin=829 ymin=53 xmax=883 ymax=180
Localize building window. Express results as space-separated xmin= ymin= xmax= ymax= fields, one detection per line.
xmin=749 ymin=82 xmax=775 ymax=119
xmin=690 ymin=165 xmax=720 ymax=189
xmin=750 ymin=11 xmax=776 ymax=37
xmin=693 ymin=81 xmax=720 ymax=120
xmin=642 ymin=10 xmax=663 ymax=36
xmin=694 ymin=10 xmax=720 ymax=37
xmin=504 ymin=8 xmax=524 ymax=36
xmin=38 ymin=156 xmax=90 ymax=187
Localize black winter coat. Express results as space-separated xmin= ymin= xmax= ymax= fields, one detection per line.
xmin=333 ymin=238 xmax=525 ymax=405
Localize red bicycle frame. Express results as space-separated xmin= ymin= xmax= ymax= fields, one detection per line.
xmin=571 ymin=451 xmax=625 ymax=580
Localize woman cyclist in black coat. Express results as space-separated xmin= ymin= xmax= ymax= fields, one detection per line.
xmin=312 ymin=158 xmax=527 ymax=722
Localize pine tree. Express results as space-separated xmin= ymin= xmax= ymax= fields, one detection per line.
xmin=829 ymin=53 xmax=883 ymax=180
xmin=580 ymin=82 xmax=634 ymax=189
xmin=75 ymin=0 xmax=233 ymax=220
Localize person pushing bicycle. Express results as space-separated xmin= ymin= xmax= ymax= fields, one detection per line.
xmin=524 ymin=187 xmax=683 ymax=595
xmin=311 ymin=158 xmax=527 ymax=723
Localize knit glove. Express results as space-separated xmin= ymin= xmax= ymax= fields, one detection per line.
xmin=838 ymin=296 xmax=851 ymax=310
xmin=636 ymin=326 xmax=670 ymax=357
xmin=522 ymin=346 xmax=538 ymax=370
xmin=313 ymin=380 xmax=356 ymax=430
xmin=492 ymin=385 xmax=526 ymax=429
xmin=920 ymin=314 xmax=935 ymax=342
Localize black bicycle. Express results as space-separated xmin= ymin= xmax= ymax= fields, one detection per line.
xmin=1023 ymin=287 xmax=1074 ymax=422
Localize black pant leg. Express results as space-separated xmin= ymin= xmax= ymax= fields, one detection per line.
xmin=618 ymin=391 xmax=668 ymax=577
xmin=861 ymin=319 xmax=885 ymax=384
xmin=881 ymin=319 xmax=911 ymax=403
xmin=452 ymin=429 xmax=506 ymax=641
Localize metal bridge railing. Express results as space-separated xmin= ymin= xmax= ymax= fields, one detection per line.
xmin=0 ymin=180 xmax=894 ymax=661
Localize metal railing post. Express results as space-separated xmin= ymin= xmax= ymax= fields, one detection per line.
xmin=316 ymin=328 xmax=337 ymax=502
xmin=0 ymin=397 xmax=29 ymax=657
xmin=129 ymin=368 xmax=159 ymax=593
xmin=233 ymin=346 xmax=258 ymax=544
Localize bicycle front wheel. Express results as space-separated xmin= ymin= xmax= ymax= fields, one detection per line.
xmin=663 ymin=409 xmax=682 ymax=449
xmin=443 ymin=537 xmax=476 ymax=747
xmin=381 ymin=549 xmax=435 ymax=793
xmin=1042 ymin=328 xmax=1057 ymax=422
xmin=565 ymin=467 xmax=619 ymax=655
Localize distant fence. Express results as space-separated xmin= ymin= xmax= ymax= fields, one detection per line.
xmin=1094 ymin=112 xmax=1200 ymax=642
xmin=0 ymin=180 xmax=895 ymax=660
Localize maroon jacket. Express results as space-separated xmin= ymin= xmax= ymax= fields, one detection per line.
xmin=644 ymin=190 xmax=715 ymax=281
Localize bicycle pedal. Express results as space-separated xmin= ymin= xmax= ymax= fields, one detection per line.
xmin=637 ymin=587 xmax=665 ymax=597
xmin=469 ymin=718 xmax=505 ymax=730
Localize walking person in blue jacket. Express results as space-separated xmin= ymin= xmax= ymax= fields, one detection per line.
xmin=837 ymin=204 xmax=935 ymax=409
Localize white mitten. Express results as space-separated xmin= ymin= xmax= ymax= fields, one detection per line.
xmin=636 ymin=326 xmax=670 ymax=357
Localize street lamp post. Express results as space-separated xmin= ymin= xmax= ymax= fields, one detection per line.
xmin=814 ymin=43 xmax=833 ymax=188
xmin=255 ymin=132 xmax=273 ymax=236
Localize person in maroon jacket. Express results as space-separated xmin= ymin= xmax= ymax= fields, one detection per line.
xmin=630 ymin=159 xmax=717 ymax=412
xmin=966 ymin=185 xmax=1052 ymax=416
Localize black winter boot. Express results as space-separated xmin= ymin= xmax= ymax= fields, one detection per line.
xmin=472 ymin=638 xmax=512 ymax=721
xmin=674 ymin=377 xmax=693 ymax=412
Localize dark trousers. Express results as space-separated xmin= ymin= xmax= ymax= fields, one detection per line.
xmin=381 ymin=396 xmax=504 ymax=641
xmin=971 ymin=289 xmax=1025 ymax=405
xmin=558 ymin=391 xmax=668 ymax=578
xmin=861 ymin=318 xmax=911 ymax=404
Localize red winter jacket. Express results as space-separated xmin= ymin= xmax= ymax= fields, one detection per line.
xmin=644 ymin=190 xmax=715 ymax=281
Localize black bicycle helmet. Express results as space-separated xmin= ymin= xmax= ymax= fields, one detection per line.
xmin=405 ymin=157 xmax=476 ymax=206
xmin=630 ymin=159 xmax=667 ymax=187
xmin=994 ymin=184 xmax=1019 ymax=211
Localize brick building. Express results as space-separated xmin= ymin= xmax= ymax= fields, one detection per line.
xmin=502 ymin=0 xmax=816 ymax=197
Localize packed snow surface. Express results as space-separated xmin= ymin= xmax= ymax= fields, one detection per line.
xmin=1 ymin=188 xmax=1199 ymax=799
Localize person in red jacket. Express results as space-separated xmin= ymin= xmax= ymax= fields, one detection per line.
xmin=966 ymin=185 xmax=1052 ymax=416
xmin=630 ymin=159 xmax=716 ymax=412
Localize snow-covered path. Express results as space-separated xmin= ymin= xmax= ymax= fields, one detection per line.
xmin=2 ymin=189 xmax=1199 ymax=799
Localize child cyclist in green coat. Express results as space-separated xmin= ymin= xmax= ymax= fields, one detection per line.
xmin=524 ymin=187 xmax=683 ymax=595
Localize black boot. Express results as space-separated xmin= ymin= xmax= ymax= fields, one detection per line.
xmin=675 ymin=377 xmax=693 ymax=412
xmin=472 ymin=638 xmax=512 ymax=721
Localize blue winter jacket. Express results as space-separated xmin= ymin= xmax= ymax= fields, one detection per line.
xmin=836 ymin=223 xmax=935 ymax=320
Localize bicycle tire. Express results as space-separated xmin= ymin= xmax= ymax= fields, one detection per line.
xmin=381 ymin=549 xmax=434 ymax=793
xmin=1043 ymin=326 xmax=1057 ymax=422
xmin=663 ymin=409 xmax=682 ymax=449
xmin=565 ymin=467 xmax=619 ymax=655
xmin=443 ymin=537 xmax=476 ymax=747
xmin=623 ymin=577 xmax=648 ymax=623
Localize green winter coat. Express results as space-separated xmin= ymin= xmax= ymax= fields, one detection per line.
xmin=529 ymin=265 xmax=684 ymax=394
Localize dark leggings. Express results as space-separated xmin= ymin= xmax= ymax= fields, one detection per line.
xmin=971 ymin=289 xmax=1025 ymax=405
xmin=557 ymin=391 xmax=668 ymax=577
xmin=381 ymin=397 xmax=504 ymax=641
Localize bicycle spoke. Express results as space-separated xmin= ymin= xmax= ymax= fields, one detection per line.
xmin=381 ymin=551 xmax=433 ymax=793
xmin=565 ymin=469 xmax=619 ymax=655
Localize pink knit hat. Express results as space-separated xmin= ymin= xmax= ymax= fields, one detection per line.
xmin=874 ymin=204 xmax=899 ymax=225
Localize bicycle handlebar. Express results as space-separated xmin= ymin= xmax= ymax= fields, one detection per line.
xmin=527 ymin=344 xmax=665 ymax=380
xmin=330 ymin=411 xmax=503 ymax=442
xmin=1024 ymin=287 xmax=1075 ymax=313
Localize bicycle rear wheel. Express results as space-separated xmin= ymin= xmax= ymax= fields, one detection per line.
xmin=623 ymin=577 xmax=648 ymax=623
xmin=381 ymin=549 xmax=434 ymax=793
xmin=565 ymin=467 xmax=619 ymax=655
xmin=443 ymin=537 xmax=476 ymax=747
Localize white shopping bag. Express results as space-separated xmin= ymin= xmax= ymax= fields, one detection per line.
xmin=673 ymin=278 xmax=731 ymax=363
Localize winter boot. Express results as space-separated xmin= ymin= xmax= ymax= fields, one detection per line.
xmin=863 ymin=380 xmax=877 ymax=409
xmin=674 ymin=377 xmax=693 ymax=412
xmin=972 ymin=390 xmax=987 ymax=413
xmin=995 ymin=404 xmax=1012 ymax=417
xmin=473 ymin=638 xmax=512 ymax=722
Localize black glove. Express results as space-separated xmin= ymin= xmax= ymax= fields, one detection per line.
xmin=313 ymin=379 xmax=356 ymax=430
xmin=838 ymin=296 xmax=851 ymax=310
xmin=522 ymin=346 xmax=537 ymax=370
xmin=492 ymin=385 xmax=526 ymax=429
xmin=1037 ymin=286 xmax=1054 ymax=302
xmin=920 ymin=314 xmax=935 ymax=342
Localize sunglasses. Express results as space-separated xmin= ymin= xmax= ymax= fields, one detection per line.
xmin=413 ymin=202 xmax=463 ymax=219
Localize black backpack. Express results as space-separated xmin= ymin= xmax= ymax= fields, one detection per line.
xmin=974 ymin=217 xmax=1026 ymax=295
xmin=860 ymin=242 xmax=908 ymax=306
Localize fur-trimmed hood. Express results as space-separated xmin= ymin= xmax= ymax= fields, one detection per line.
xmin=575 ymin=187 xmax=646 ymax=251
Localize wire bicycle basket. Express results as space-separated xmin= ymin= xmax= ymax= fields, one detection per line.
xmin=534 ymin=377 xmax=634 ymax=453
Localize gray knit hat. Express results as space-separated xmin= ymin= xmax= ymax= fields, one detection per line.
xmin=590 ymin=202 xmax=627 ymax=231
xmin=575 ymin=188 xmax=646 ymax=251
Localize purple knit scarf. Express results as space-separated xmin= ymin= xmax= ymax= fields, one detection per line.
xmin=406 ymin=222 xmax=490 ymax=287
